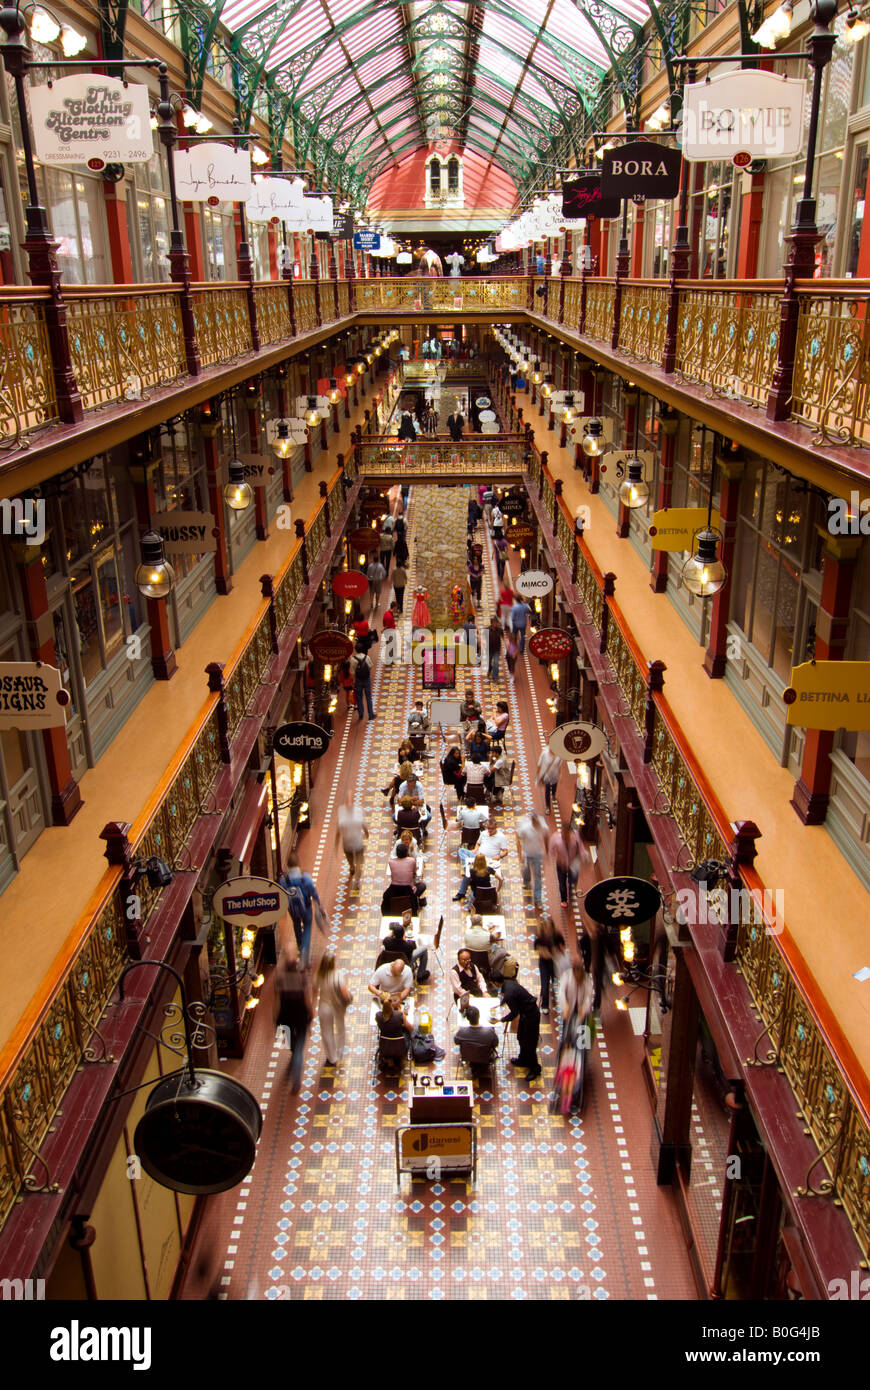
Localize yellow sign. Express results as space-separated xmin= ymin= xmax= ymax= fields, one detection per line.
xmin=784 ymin=661 xmax=870 ymax=731
xmin=649 ymin=507 xmax=721 ymax=552
xmin=399 ymin=1126 xmax=472 ymax=1160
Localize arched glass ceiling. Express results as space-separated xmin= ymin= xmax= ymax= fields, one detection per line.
xmin=208 ymin=0 xmax=652 ymax=186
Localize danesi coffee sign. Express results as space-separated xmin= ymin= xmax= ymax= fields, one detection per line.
xmin=212 ymin=876 xmax=288 ymax=929
xmin=548 ymin=721 xmax=606 ymax=762
xmin=682 ymin=71 xmax=806 ymax=161
xmin=273 ymin=721 xmax=332 ymax=760
xmin=173 ymin=144 xmax=253 ymax=203
xmin=29 ymin=76 xmax=152 ymax=168
xmin=150 ymin=511 xmax=217 ymax=555
xmin=601 ymin=141 xmax=682 ymax=200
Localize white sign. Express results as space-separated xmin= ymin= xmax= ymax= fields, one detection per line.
xmin=29 ymin=76 xmax=152 ymax=168
xmin=430 ymin=698 xmax=463 ymax=727
xmin=265 ymin=417 xmax=308 ymax=445
xmin=548 ymin=721 xmax=606 ymax=762
xmin=515 ymin=569 xmax=554 ymax=599
xmin=0 ymin=662 xmax=68 ymax=730
xmin=245 ymin=176 xmax=304 ymax=222
xmin=213 ymin=876 xmax=288 ymax=930
xmin=173 ymin=143 xmax=253 ymax=203
xmin=682 ymin=71 xmax=806 ymax=161
xmin=237 ymin=453 xmax=276 ymax=487
xmin=282 ymin=195 xmax=334 ymax=233
xmin=150 ymin=510 xmax=217 ymax=554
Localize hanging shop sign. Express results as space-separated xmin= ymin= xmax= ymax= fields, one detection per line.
xmin=353 ymin=231 xmax=381 ymax=250
xmin=528 ymin=627 xmax=574 ymax=661
xmin=500 ymin=493 xmax=526 ymax=518
xmin=300 ymin=195 xmax=333 ymax=232
xmin=134 ymin=1069 xmax=262 ymax=1195
xmin=599 ymin=449 xmax=656 ymax=482
xmin=273 ymin=720 xmax=332 ymax=761
xmin=561 ymin=173 xmax=621 ymax=221
xmin=265 ymin=416 xmax=308 ymax=445
xmin=331 ymin=569 xmax=369 ymax=600
xmin=601 ymin=141 xmax=682 ymax=200
xmin=548 ymin=721 xmax=607 ymax=762
xmin=29 ymin=76 xmax=153 ymax=169
xmin=349 ymin=527 xmax=382 ymax=553
xmin=150 ymin=510 xmax=218 ymax=554
xmin=332 ymin=211 xmax=353 ymax=239
xmin=648 ymin=506 xmax=722 ymax=552
xmin=245 ymin=176 xmax=303 ymax=221
xmin=173 ymin=144 xmax=253 ymax=203
xmin=237 ymin=453 xmax=276 ymax=486
xmin=0 ymin=662 xmax=69 ymax=729
xmin=307 ymin=628 xmax=354 ymax=663
xmin=583 ymin=875 xmax=662 ymax=926
xmin=682 ymin=70 xmax=806 ymax=162
xmin=783 ymin=660 xmax=870 ymax=731
xmin=515 ymin=569 xmax=554 ymax=599
xmin=213 ymin=875 xmax=289 ymax=928
xmin=506 ymin=523 xmax=536 ymax=549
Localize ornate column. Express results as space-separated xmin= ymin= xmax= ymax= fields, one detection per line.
xmin=703 ymin=444 xmax=745 ymax=679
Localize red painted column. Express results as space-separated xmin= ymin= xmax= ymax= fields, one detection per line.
xmin=735 ymin=170 xmax=766 ymax=281
xmin=650 ymin=407 xmax=678 ymax=592
xmin=13 ymin=544 xmax=83 ymax=824
xmin=183 ymin=203 xmax=206 ymax=280
xmin=201 ymin=402 xmax=233 ymax=595
xmin=791 ymin=535 xmax=861 ymax=823
xmin=631 ymin=201 xmax=645 ymax=278
xmin=129 ymin=445 xmax=178 ymax=680
xmin=857 ymin=157 xmax=870 ymax=279
xmin=104 ymin=184 xmax=134 ymax=282
xmin=703 ymin=447 xmax=746 ymax=679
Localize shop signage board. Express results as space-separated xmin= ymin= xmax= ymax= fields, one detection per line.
xmin=784 ymin=660 xmax=870 ymax=731
xmin=150 ymin=510 xmax=218 ymax=554
xmin=173 ymin=144 xmax=253 ymax=203
xmin=397 ymin=1124 xmax=474 ymax=1174
xmin=682 ymin=71 xmax=806 ymax=161
xmin=353 ymin=231 xmax=381 ymax=250
xmin=237 ymin=453 xmax=276 ymax=487
xmin=349 ymin=527 xmax=381 ymax=553
xmin=601 ymin=141 xmax=682 ymax=200
xmin=515 ymin=569 xmax=554 ymax=599
xmin=506 ymin=523 xmax=536 ymax=548
xmin=213 ymin=876 xmax=289 ymax=928
xmin=648 ymin=506 xmax=721 ymax=552
xmin=273 ymin=721 xmax=332 ymax=760
xmin=528 ymin=627 xmax=574 ymax=660
xmin=500 ymin=494 xmax=526 ymax=518
xmin=584 ymin=875 xmax=662 ymax=926
xmin=561 ymin=172 xmax=621 ymax=221
xmin=307 ymin=629 xmax=354 ymax=663
xmin=29 ymin=76 xmax=152 ymax=168
xmin=332 ymin=570 xmax=369 ymax=599
xmin=245 ymin=176 xmax=303 ymax=221
xmin=600 ymin=449 xmax=655 ymax=482
xmin=0 ymin=662 xmax=69 ymax=729
xmin=332 ymin=211 xmax=353 ymax=239
xmin=548 ymin=721 xmax=607 ymax=762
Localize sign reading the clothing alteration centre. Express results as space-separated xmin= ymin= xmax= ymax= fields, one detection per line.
xmin=212 ymin=876 xmax=289 ymax=929
xmin=273 ymin=721 xmax=332 ymax=760
xmin=601 ymin=141 xmax=682 ymax=200
xmin=0 ymin=662 xmax=69 ymax=730
xmin=29 ymin=76 xmax=153 ymax=168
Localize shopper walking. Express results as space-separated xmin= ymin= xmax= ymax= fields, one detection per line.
xmin=275 ymin=954 xmax=315 ymax=1093
xmin=391 ymin=561 xmax=407 ymax=613
xmin=366 ymin=555 xmax=387 ymax=612
xmin=498 ymin=958 xmax=541 ymax=1081
xmin=536 ymin=745 xmax=562 ymax=813
xmin=487 ymin=616 xmax=503 ymax=682
xmin=335 ymin=791 xmax=369 ymax=882
xmin=351 ymin=646 xmax=376 ymax=720
xmin=280 ymin=853 xmax=324 ymax=964
xmin=316 ymin=952 xmax=353 ymax=1067
xmin=549 ymin=821 xmax=585 ymax=908
xmin=515 ymin=810 xmax=549 ymax=910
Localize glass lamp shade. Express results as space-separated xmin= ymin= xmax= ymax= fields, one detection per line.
xmin=845 ymin=9 xmax=870 ymax=40
xmin=618 ymin=461 xmax=649 ymax=508
xmin=520 ymin=358 xmax=530 ymax=373
xmin=224 ymin=461 xmax=252 ymax=511
xmin=681 ymin=529 xmax=727 ymax=596
xmin=532 ymin=370 xmax=542 ymax=385
xmin=60 ymin=24 xmax=87 ymax=55
xmin=305 ymin=398 xmax=320 ymax=426
xmin=542 ymin=377 xmax=553 ymax=398
xmin=345 ymin=372 xmax=355 ymax=387
xmin=136 ymin=532 xmax=176 ymax=599
xmin=271 ymin=423 xmax=292 ymax=459
xmin=31 ymin=8 xmax=61 ymax=42
xmin=356 ymin=362 xmax=365 ymax=375
xmin=581 ymin=419 xmax=605 ymax=456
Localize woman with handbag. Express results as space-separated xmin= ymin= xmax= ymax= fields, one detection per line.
xmin=315 ymin=952 xmax=353 ymax=1068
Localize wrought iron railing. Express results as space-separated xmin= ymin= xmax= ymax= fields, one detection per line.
xmin=66 ymin=285 xmax=187 ymax=411
xmin=618 ymin=280 xmax=669 ymax=366
xmin=358 ymin=437 xmax=527 ymax=474
xmin=253 ymin=281 xmax=293 ymax=346
xmin=356 ymin=276 xmax=527 ymax=313
xmin=0 ymin=288 xmax=58 ymax=446
xmin=791 ymin=282 xmax=870 ymax=449
xmin=674 ymin=282 xmax=781 ymax=408
xmin=191 ymin=284 xmax=252 ymax=367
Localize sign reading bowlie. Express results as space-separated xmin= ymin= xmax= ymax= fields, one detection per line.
xmin=273 ymin=721 xmax=332 ymax=760
xmin=648 ymin=506 xmax=722 ymax=552
xmin=353 ymin=231 xmax=381 ymax=250
xmin=0 ymin=662 xmax=69 ymax=730
xmin=307 ymin=629 xmax=354 ymax=663
xmin=515 ymin=569 xmax=554 ymax=599
xmin=29 ymin=76 xmax=152 ymax=168
xmin=682 ymin=71 xmax=806 ymax=162
xmin=548 ymin=721 xmax=606 ymax=762
xmin=528 ymin=627 xmax=574 ymax=661
xmin=583 ymin=876 xmax=662 ymax=927
xmin=213 ymin=876 xmax=289 ymax=929
xmin=601 ymin=141 xmax=682 ymax=200
xmin=784 ymin=661 xmax=870 ymax=731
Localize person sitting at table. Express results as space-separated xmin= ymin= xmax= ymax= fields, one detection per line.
xmin=486 ymin=745 xmax=511 ymax=802
xmin=391 ymin=827 xmax=424 ymax=868
xmin=394 ymin=795 xmax=422 ymax=834
xmin=441 ymin=744 xmax=466 ymax=799
xmin=376 ymin=999 xmax=414 ymax=1049
xmin=460 ymin=688 xmax=481 ymax=725
xmin=464 ymin=913 xmax=492 ymax=950
xmin=383 ymin=918 xmax=430 ymax=983
xmin=477 ymin=824 xmax=510 ymax=861
xmin=450 ymin=949 xmax=488 ymax=1003
xmin=369 ymin=957 xmax=414 ymax=1005
xmin=466 ymin=721 xmax=491 ymax=761
xmin=453 ymin=852 xmax=501 ymax=904
xmin=407 ymin=700 xmax=430 ymax=734
xmin=488 ymin=929 xmax=510 ymax=984
xmin=395 ymin=779 xmax=431 ymax=831
xmin=385 ymin=841 xmax=427 ymax=909
xmin=453 ymin=1004 xmax=499 ymax=1059
xmin=397 ymin=761 xmax=427 ymax=806
xmin=487 ymin=701 xmax=510 ymax=741
xmin=464 ymin=754 xmax=488 ymax=794
xmin=456 ymin=792 xmax=488 ymax=830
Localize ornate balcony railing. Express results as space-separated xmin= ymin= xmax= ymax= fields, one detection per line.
xmin=357 ymin=436 xmax=527 ymax=475
xmin=618 ymin=280 xmax=669 ymax=366
xmin=254 ymin=281 xmax=293 ymax=346
xmin=0 ymin=460 xmax=353 ymax=1236
xmin=791 ymin=283 xmax=870 ymax=449
xmin=356 ymin=276 xmax=527 ymax=313
xmin=66 ymin=285 xmax=187 ymax=412
xmin=0 ymin=288 xmax=58 ymax=447
xmin=535 ymin=452 xmax=870 ymax=1263
xmin=674 ymin=282 xmax=781 ymax=408
xmin=190 ymin=284 xmax=253 ymax=367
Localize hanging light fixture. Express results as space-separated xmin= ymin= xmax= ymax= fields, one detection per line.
xmin=224 ymin=460 xmax=252 ymax=511
xmin=60 ymin=22 xmax=87 ymax=55
xmin=181 ymin=104 xmax=200 ymax=129
xmin=251 ymin=145 xmax=270 ymax=165
xmin=542 ymin=374 xmax=554 ymax=399
xmin=328 ymin=377 xmax=341 ymax=404
xmin=681 ymin=458 xmax=726 ymax=596
xmin=563 ymin=392 xmax=575 ymax=425
xmin=305 ymin=395 xmax=320 ymax=427
xmin=345 ymin=370 xmax=355 ymax=387
xmin=532 ymin=362 xmax=542 ymax=386
xmin=271 ymin=420 xmax=292 ymax=459
xmin=845 ymin=6 xmax=870 ymax=40
xmin=751 ymin=0 xmax=793 ymax=48
xmin=619 ymin=459 xmax=649 ymax=508
xmin=581 ymin=417 xmax=605 ymax=457
xmin=136 ymin=532 xmax=176 ymax=599
xmin=30 ymin=7 xmax=60 ymax=42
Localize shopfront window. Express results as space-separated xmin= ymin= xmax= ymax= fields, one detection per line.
xmin=202 ymin=206 xmax=237 ymax=280
xmin=840 ymin=547 xmax=870 ymax=780
xmin=128 ymin=131 xmax=171 ymax=282
xmin=152 ymin=421 xmax=211 ymax=580
xmin=845 ymin=140 xmax=869 ymax=277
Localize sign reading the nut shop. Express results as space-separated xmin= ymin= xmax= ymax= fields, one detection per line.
xmin=784 ymin=660 xmax=870 ymax=731
xmin=682 ymin=71 xmax=806 ymax=161
xmin=29 ymin=76 xmax=153 ymax=168
xmin=548 ymin=721 xmax=606 ymax=762
xmin=212 ymin=876 xmax=288 ymax=929
xmin=0 ymin=662 xmax=69 ymax=730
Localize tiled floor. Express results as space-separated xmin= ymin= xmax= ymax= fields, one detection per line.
xmin=180 ymin=479 xmax=699 ymax=1302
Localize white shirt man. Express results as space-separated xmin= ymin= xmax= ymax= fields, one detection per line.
xmin=369 ymin=960 xmax=413 ymax=1003
xmin=335 ymin=800 xmax=368 ymax=880
xmin=464 ymin=917 xmax=492 ymax=950
xmin=456 ymin=803 xmax=489 ymax=829
xmin=477 ymin=827 xmax=509 ymax=861
xmin=515 ymin=811 xmax=549 ymax=910
xmin=490 ymin=505 xmax=504 ymax=531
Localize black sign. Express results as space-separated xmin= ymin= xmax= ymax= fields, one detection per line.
xmin=332 ymin=211 xmax=353 ymax=239
xmin=561 ymin=172 xmax=621 ymax=221
xmin=273 ymin=721 xmax=332 ymax=760
xmin=601 ymin=141 xmax=682 ymax=201
xmin=500 ymin=494 xmax=526 ymax=518
xmin=583 ymin=875 xmax=662 ymax=927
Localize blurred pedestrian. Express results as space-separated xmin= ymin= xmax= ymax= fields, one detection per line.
xmin=316 ymin=952 xmax=353 ymax=1067
xmin=335 ymin=791 xmax=369 ymax=882
xmin=275 ymin=953 xmax=314 ymax=1093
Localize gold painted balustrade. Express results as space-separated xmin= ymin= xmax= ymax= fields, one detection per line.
xmin=673 ymin=282 xmax=781 ymax=408
xmin=190 ymin=284 xmax=253 ymax=367
xmin=791 ymin=283 xmax=870 ymax=449
xmin=0 ymin=289 xmax=58 ymax=447
xmin=537 ymin=455 xmax=870 ymax=1261
xmin=356 ymin=276 xmax=527 ymax=313
xmin=254 ymin=281 xmax=293 ymax=346
xmin=0 ymin=462 xmax=352 ymax=1236
xmin=358 ymin=437 xmax=526 ymax=475
xmin=618 ymin=281 xmax=669 ymax=366
xmin=66 ymin=285 xmax=187 ymax=413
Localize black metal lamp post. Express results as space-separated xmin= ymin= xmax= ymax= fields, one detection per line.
xmin=786 ymin=0 xmax=838 ymax=278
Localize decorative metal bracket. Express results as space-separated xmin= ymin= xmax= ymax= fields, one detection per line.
xmin=795 ymin=1107 xmax=845 ymax=1203
xmin=10 ymin=1111 xmax=62 ymax=1199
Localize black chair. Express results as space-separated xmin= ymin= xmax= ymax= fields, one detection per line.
xmin=375 ymin=947 xmax=409 ymax=969
xmin=377 ymin=1031 xmax=408 ymax=1070
xmin=473 ymin=885 xmax=499 ymax=913
xmin=466 ymin=783 xmax=487 ymax=805
xmin=458 ymin=1037 xmax=499 ymax=1074
xmin=381 ymin=889 xmax=416 ymax=916
xmin=409 ymin=732 xmax=428 ymax=760
xmin=468 ymin=948 xmax=492 ymax=981
xmin=461 ymin=825 xmax=480 ymax=849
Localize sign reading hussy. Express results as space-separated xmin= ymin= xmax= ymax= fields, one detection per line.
xmin=150 ymin=511 xmax=217 ymax=554
xmin=682 ymin=71 xmax=806 ymax=160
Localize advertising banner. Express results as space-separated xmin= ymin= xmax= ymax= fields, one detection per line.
xmin=784 ymin=660 xmax=870 ymax=731
xmin=0 ymin=662 xmax=69 ymax=729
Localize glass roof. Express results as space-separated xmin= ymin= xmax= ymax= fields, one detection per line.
xmin=210 ymin=0 xmax=651 ymax=186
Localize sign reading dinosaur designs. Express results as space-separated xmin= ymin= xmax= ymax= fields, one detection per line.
xmin=29 ymin=76 xmax=152 ymax=168
xmin=601 ymin=141 xmax=682 ymax=200
xmin=0 ymin=662 xmax=69 ymax=730
xmin=682 ymin=71 xmax=806 ymax=161
xmin=583 ymin=875 xmax=662 ymax=927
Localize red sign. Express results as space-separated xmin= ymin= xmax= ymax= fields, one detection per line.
xmin=332 ymin=570 xmax=369 ymax=599
xmin=308 ymin=629 xmax=353 ymax=663
xmin=349 ymin=528 xmax=381 ymax=553
xmin=528 ymin=627 xmax=575 ymax=661
xmin=507 ymin=524 xmax=536 ymax=548
xmin=733 ymin=151 xmax=752 ymax=168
